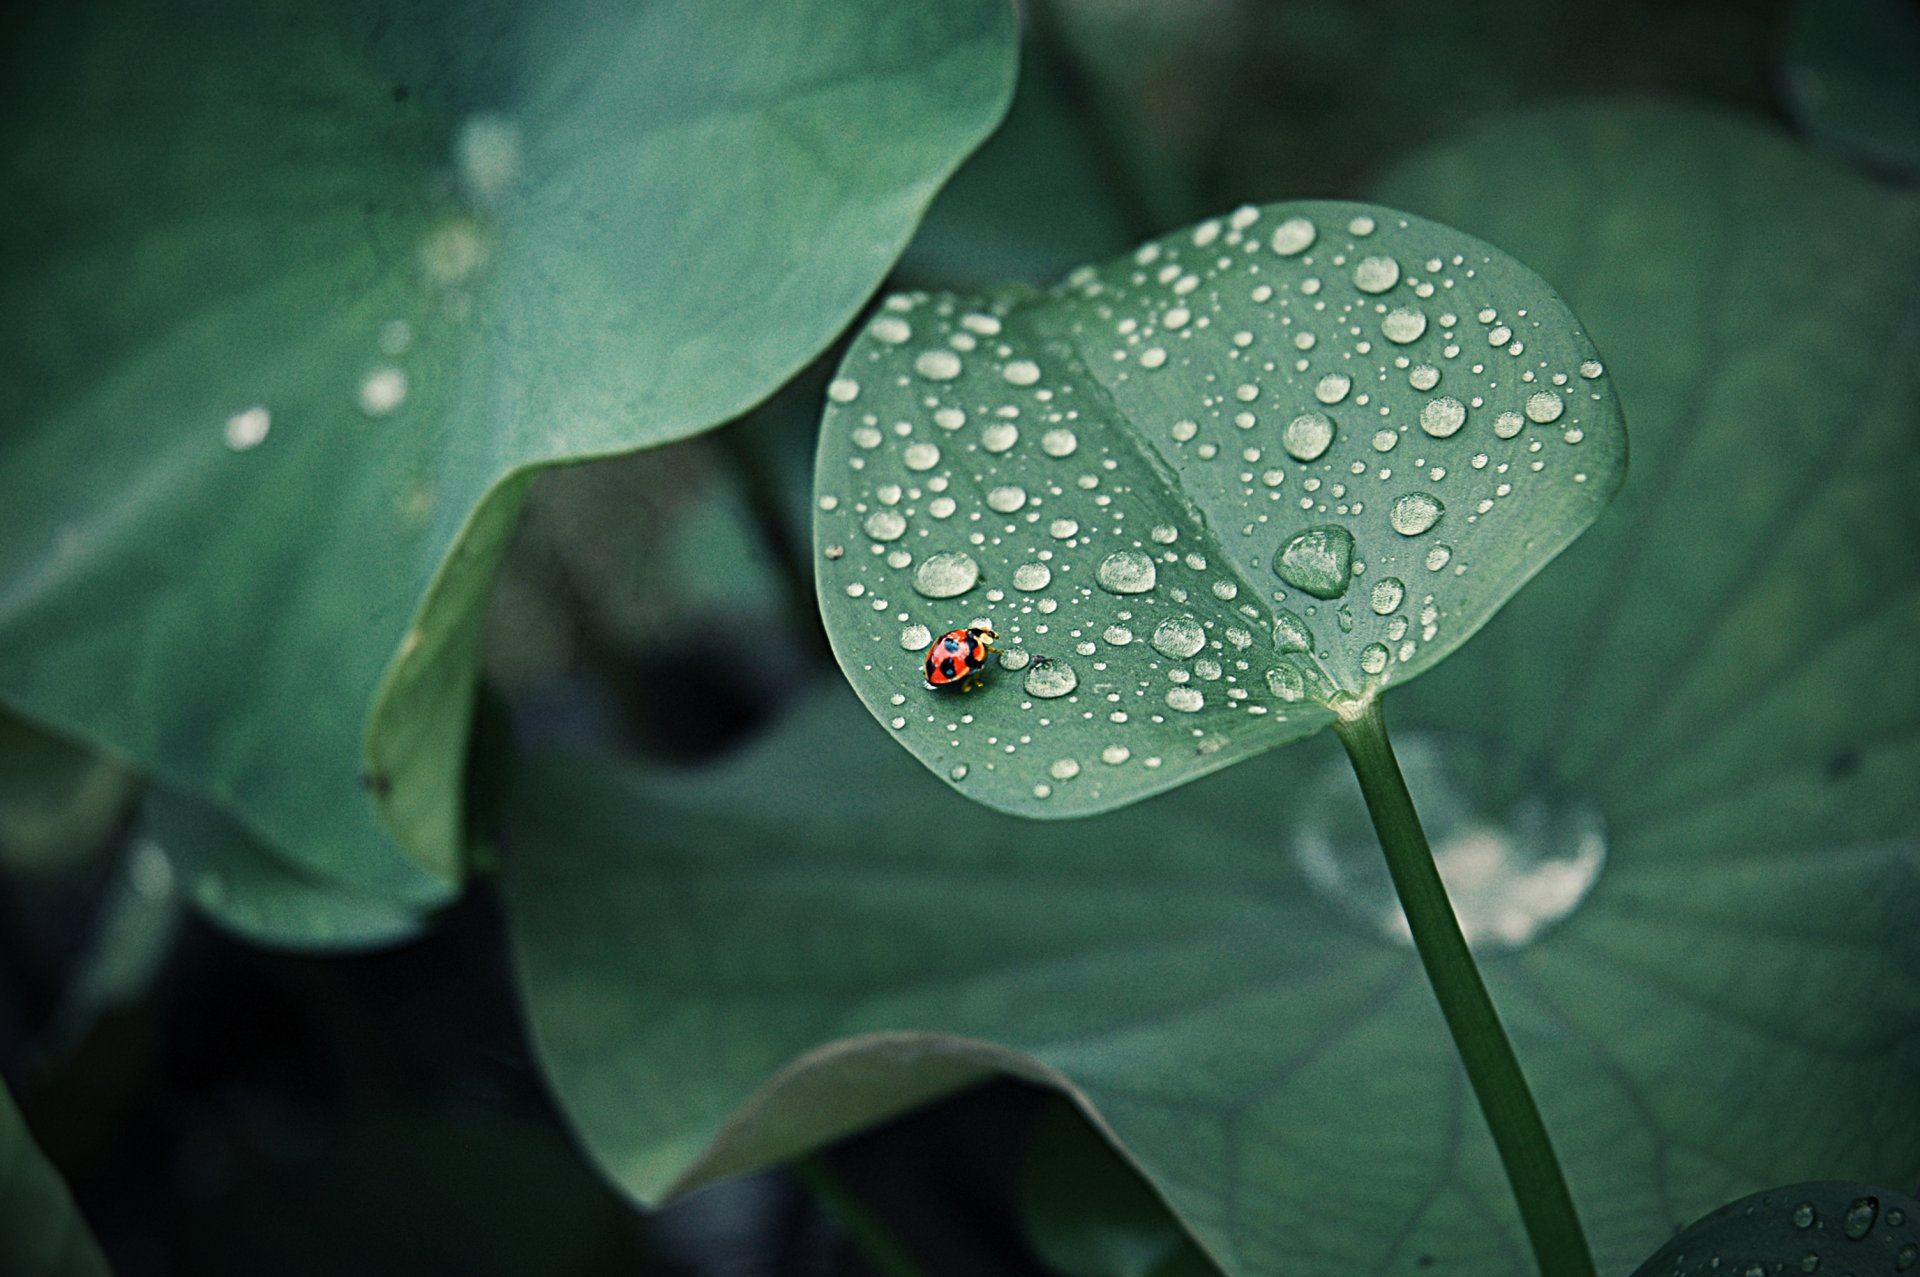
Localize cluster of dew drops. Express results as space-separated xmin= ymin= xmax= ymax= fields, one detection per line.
xmin=816 ymin=204 xmax=1608 ymax=802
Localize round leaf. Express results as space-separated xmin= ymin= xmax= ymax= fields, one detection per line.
xmin=0 ymin=0 xmax=1016 ymax=904
xmin=0 ymin=1080 xmax=110 ymax=1277
xmin=1630 ymin=1182 xmax=1920 ymax=1276
xmin=815 ymin=202 xmax=1625 ymax=818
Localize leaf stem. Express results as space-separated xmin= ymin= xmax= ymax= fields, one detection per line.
xmin=1330 ymin=695 xmax=1595 ymax=1277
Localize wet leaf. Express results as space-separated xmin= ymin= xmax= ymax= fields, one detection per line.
xmin=0 ymin=0 xmax=1016 ymax=914
xmin=815 ymin=201 xmax=1624 ymax=818
xmin=1629 ymin=1181 xmax=1920 ymax=1276
xmin=506 ymin=104 xmax=1920 ymax=1277
xmin=0 ymin=1080 xmax=111 ymax=1277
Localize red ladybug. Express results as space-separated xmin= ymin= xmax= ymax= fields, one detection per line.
xmin=924 ymin=626 xmax=998 ymax=691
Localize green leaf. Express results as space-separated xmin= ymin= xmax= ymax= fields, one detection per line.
xmin=506 ymin=103 xmax=1920 ymax=1277
xmin=1629 ymin=1182 xmax=1920 ymax=1276
xmin=0 ymin=710 xmax=135 ymax=877
xmin=0 ymin=0 xmax=1016 ymax=910
xmin=1784 ymin=0 xmax=1920 ymax=172
xmin=814 ymin=201 xmax=1625 ymax=819
xmin=0 ymin=1079 xmax=111 ymax=1277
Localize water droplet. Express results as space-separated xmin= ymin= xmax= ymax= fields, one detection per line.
xmin=1525 ymin=390 xmax=1565 ymax=423
xmin=914 ymin=552 xmax=979 ymax=598
xmin=915 ymin=349 xmax=962 ymax=380
xmin=1369 ymin=577 xmax=1405 ymax=615
xmin=1895 ymin=1242 xmax=1916 ymax=1271
xmin=827 ymin=377 xmax=860 ymax=403
xmin=1315 ymin=373 xmax=1352 ymax=405
xmin=1353 ymin=255 xmax=1401 ymax=294
xmin=934 ymin=407 xmax=966 ymax=430
xmin=1409 ymin=364 xmax=1441 ymax=391
xmin=1004 ymin=359 xmax=1041 ymax=385
xmin=1270 ymin=217 xmax=1316 ymax=255
xmin=982 ymin=422 xmax=1019 ymax=453
xmin=1266 ymin=664 xmax=1305 ymax=701
xmin=1103 ymin=624 xmax=1133 ymax=645
xmin=999 ymin=648 xmax=1032 ymax=671
xmin=1390 ymin=492 xmax=1444 ymax=536
xmin=950 ymin=763 xmax=969 ymax=780
xmin=1424 ymin=543 xmax=1453 ymax=571
xmin=1843 ymin=1197 xmax=1878 ymax=1240
xmin=871 ymin=316 xmax=911 ymax=344
xmin=1024 ymin=659 xmax=1077 ymax=698
xmin=1275 ymin=524 xmax=1354 ymax=599
xmin=1050 ymin=517 xmax=1080 ymax=539
xmin=1578 ymin=359 xmax=1604 ymax=379
xmin=1283 ymin=411 xmax=1336 ymax=462
xmin=1102 ymin=744 xmax=1131 ymax=765
xmin=1014 ymin=563 xmax=1052 ymax=591
xmin=1272 ymin=609 xmax=1314 ymax=652
xmin=900 ymin=624 xmax=932 ymax=650
xmin=1049 ymin=757 xmax=1081 ymax=780
xmin=223 ymin=405 xmax=271 ymax=451
xmin=1139 ymin=346 xmax=1167 ymax=369
xmin=1372 ymin=429 xmax=1399 ymax=453
xmin=1150 ymin=616 xmax=1207 ymax=660
xmin=358 ymin=367 xmax=409 ymax=416
xmin=1096 ymin=550 xmax=1157 ymax=594
xmin=903 ymin=442 xmax=940 ymax=471
xmin=1794 ymin=1203 xmax=1817 ymax=1229
xmin=987 ymin=485 xmax=1027 ymax=513
xmin=1360 ymin=643 xmax=1391 ymax=675
xmin=1166 ymin=686 xmax=1205 ymax=713
xmin=1382 ymin=307 xmax=1427 ymax=344
xmin=865 ymin=510 xmax=907 ymax=541
xmin=1150 ymin=525 xmax=1179 ymax=544
xmin=1041 ymin=428 xmax=1078 ymax=457
xmin=1800 ymin=1253 xmax=1820 ymax=1274
xmin=1419 ymin=396 xmax=1466 ymax=438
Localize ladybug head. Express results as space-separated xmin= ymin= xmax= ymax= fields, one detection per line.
xmin=969 ymin=627 xmax=998 ymax=644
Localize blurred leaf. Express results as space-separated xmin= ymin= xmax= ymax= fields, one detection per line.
xmin=0 ymin=710 xmax=134 ymax=877
xmin=147 ymin=788 xmax=426 ymax=951
xmin=0 ymin=1078 xmax=110 ymax=1277
xmin=1784 ymin=0 xmax=1920 ymax=172
xmin=504 ymin=102 xmax=1920 ymax=1277
xmin=1629 ymin=1182 xmax=1920 ymax=1276
xmin=0 ymin=0 xmax=1016 ymax=917
xmin=816 ymin=201 xmax=1623 ymax=818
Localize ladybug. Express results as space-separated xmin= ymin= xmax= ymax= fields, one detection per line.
xmin=924 ymin=626 xmax=998 ymax=691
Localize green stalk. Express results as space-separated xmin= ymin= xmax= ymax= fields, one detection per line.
xmin=790 ymin=1153 xmax=929 ymax=1277
xmin=1331 ymin=695 xmax=1595 ymax=1277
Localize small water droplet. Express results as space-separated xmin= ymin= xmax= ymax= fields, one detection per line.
xmin=1360 ymin=643 xmax=1390 ymax=674
xmin=1004 ymin=359 xmax=1041 ymax=385
xmin=1370 ymin=577 xmax=1405 ymax=615
xmin=827 ymin=377 xmax=860 ymax=403
xmin=987 ymin=485 xmax=1027 ymax=513
xmin=1041 ymin=428 xmax=1078 ymax=457
xmin=1525 ymin=390 xmax=1565 ymax=423
xmin=1409 ymin=364 xmax=1440 ymax=391
xmin=1014 ymin=563 xmax=1052 ymax=591
xmin=1353 ymin=255 xmax=1401 ymax=294
xmin=1270 ymin=217 xmax=1316 ymax=255
xmin=1424 ymin=543 xmax=1453 ymax=571
xmin=223 ymin=405 xmax=271 ymax=451
xmin=915 ymin=349 xmax=962 ymax=380
xmin=1895 ymin=1241 xmax=1916 ymax=1271
xmin=999 ymin=648 xmax=1032 ymax=671
xmin=1283 ymin=411 xmax=1336 ymax=462
xmin=1800 ymin=1253 xmax=1820 ymax=1274
xmin=914 ymin=552 xmax=979 ymax=598
xmin=1315 ymin=373 xmax=1352 ymax=405
xmin=1050 ymin=757 xmax=1081 ymax=780
xmin=982 ymin=423 xmax=1019 ymax=453
xmin=358 ymin=367 xmax=409 ymax=417
xmin=1794 ymin=1203 xmax=1817 ymax=1229
xmin=1165 ymin=686 xmax=1205 ymax=713
xmin=901 ymin=624 xmax=932 ymax=650
xmin=1843 ymin=1197 xmax=1878 ymax=1240
xmin=1150 ymin=616 xmax=1207 ymax=660
xmin=1275 ymin=524 xmax=1354 ymax=599
xmin=1101 ymin=744 xmax=1131 ymax=765
xmin=1578 ymin=359 xmax=1604 ymax=379
xmin=1493 ymin=410 xmax=1524 ymax=439
xmin=865 ymin=510 xmax=907 ymax=541
xmin=950 ymin=763 xmax=969 ymax=780
xmin=903 ymin=442 xmax=940 ymax=471
xmin=1419 ymin=396 xmax=1466 ymax=438
xmin=1025 ymin=659 xmax=1078 ymax=698
xmin=1272 ymin=609 xmax=1314 ymax=653
xmin=1382 ymin=307 xmax=1427 ymax=344
xmin=1390 ymin=492 xmax=1444 ymax=536
xmin=1096 ymin=549 xmax=1157 ymax=594
xmin=871 ymin=315 xmax=911 ymax=344
xmin=1103 ymin=624 xmax=1133 ymax=645
xmin=1050 ymin=517 xmax=1080 ymax=539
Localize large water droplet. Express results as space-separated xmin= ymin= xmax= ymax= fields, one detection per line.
xmin=1150 ymin=616 xmax=1207 ymax=660
xmin=1382 ymin=307 xmax=1427 ymax=344
xmin=1844 ymin=1197 xmax=1879 ymax=1241
xmin=915 ymin=349 xmax=962 ymax=380
xmin=1525 ymin=390 xmax=1565 ymax=423
xmin=1293 ymin=734 xmax=1608 ymax=951
xmin=913 ymin=552 xmax=979 ymax=598
xmin=1266 ymin=664 xmax=1305 ymax=701
xmin=1272 ymin=609 xmax=1314 ymax=653
xmin=1013 ymin=563 xmax=1052 ymax=591
xmin=1359 ymin=643 xmax=1390 ymax=674
xmin=1419 ymin=396 xmax=1467 ymax=438
xmin=1270 ymin=217 xmax=1316 ymax=255
xmin=1024 ymin=660 xmax=1078 ymax=698
xmin=1390 ymin=492 xmax=1444 ymax=536
xmin=1165 ymin=686 xmax=1204 ymax=713
xmin=900 ymin=624 xmax=932 ymax=651
xmin=865 ymin=509 xmax=907 ymax=541
xmin=1275 ymin=524 xmax=1354 ymax=599
xmin=1041 ymin=428 xmax=1078 ymax=457
xmin=1096 ymin=549 xmax=1157 ymax=594
xmin=1369 ymin=577 xmax=1405 ymax=615
xmin=1353 ymin=255 xmax=1401 ymax=294
xmin=987 ymin=485 xmax=1027 ymax=513
xmin=1283 ymin=411 xmax=1336 ymax=462
xmin=903 ymin=442 xmax=940 ymax=471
